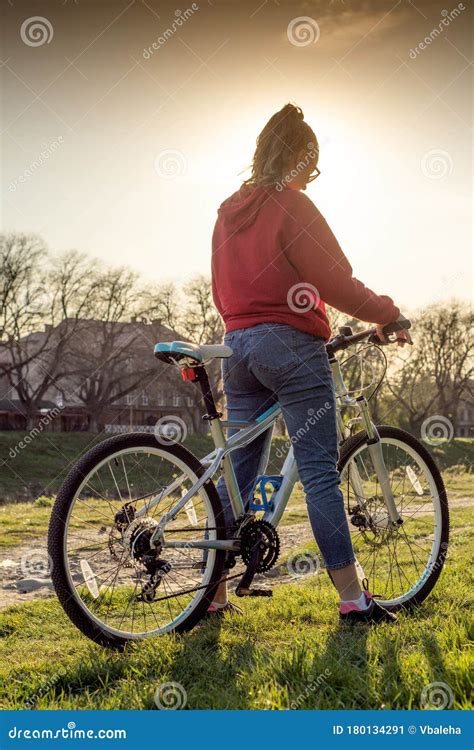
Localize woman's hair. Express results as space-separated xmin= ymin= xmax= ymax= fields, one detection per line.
xmin=243 ymin=103 xmax=318 ymax=188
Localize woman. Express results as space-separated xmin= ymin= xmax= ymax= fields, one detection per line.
xmin=210 ymin=103 xmax=412 ymax=624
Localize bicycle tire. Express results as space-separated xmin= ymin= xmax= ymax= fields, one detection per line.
xmin=338 ymin=425 xmax=449 ymax=610
xmin=48 ymin=433 xmax=226 ymax=649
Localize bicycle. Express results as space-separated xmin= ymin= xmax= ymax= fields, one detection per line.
xmin=48 ymin=318 xmax=449 ymax=649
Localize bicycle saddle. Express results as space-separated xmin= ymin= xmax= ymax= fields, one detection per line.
xmin=154 ymin=340 xmax=233 ymax=364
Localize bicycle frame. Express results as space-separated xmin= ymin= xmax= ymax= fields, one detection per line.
xmin=147 ymin=349 xmax=402 ymax=553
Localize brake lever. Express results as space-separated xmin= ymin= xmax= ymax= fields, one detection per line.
xmin=369 ymin=332 xmax=412 ymax=346
xmin=368 ymin=333 xmax=386 ymax=346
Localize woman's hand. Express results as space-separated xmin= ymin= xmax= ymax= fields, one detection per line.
xmin=375 ymin=316 xmax=413 ymax=347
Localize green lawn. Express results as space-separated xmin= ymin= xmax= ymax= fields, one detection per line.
xmin=0 ymin=431 xmax=218 ymax=502
xmin=0 ymin=472 xmax=471 ymax=550
xmin=0 ymin=506 xmax=472 ymax=710
xmin=1 ymin=430 xmax=472 ymax=503
xmin=1 ymin=430 xmax=472 ymax=709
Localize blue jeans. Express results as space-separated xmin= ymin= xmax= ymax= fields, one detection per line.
xmin=216 ymin=323 xmax=355 ymax=570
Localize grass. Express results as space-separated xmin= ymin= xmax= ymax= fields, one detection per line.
xmin=0 ymin=472 xmax=471 ymax=550
xmin=0 ymin=506 xmax=472 ymax=710
xmin=0 ymin=431 xmax=216 ymax=501
xmin=1 ymin=430 xmax=472 ymax=709
xmin=0 ymin=437 xmax=472 ymax=551
xmin=1 ymin=431 xmax=472 ymax=502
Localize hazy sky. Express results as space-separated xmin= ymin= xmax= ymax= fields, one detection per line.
xmin=1 ymin=0 xmax=472 ymax=313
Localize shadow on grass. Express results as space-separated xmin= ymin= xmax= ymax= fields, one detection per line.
xmin=165 ymin=616 xmax=258 ymax=709
xmin=42 ymin=615 xmax=258 ymax=710
xmin=311 ymin=625 xmax=371 ymax=709
xmin=422 ymin=631 xmax=468 ymax=708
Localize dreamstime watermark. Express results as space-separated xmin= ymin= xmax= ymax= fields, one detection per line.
xmin=154 ymin=149 xmax=187 ymax=179
xmin=420 ymin=681 xmax=454 ymax=709
xmin=8 ymin=405 xmax=63 ymax=458
xmin=9 ymin=137 xmax=65 ymax=192
xmin=289 ymin=668 xmax=331 ymax=709
xmin=24 ymin=666 xmax=69 ymax=709
xmin=143 ymin=5 xmax=199 ymax=59
xmin=276 ymin=141 xmax=318 ymax=191
xmin=154 ymin=415 xmax=188 ymax=444
xmin=421 ymin=149 xmax=453 ymax=180
xmin=409 ymin=4 xmax=466 ymax=59
xmin=404 ymin=542 xmax=449 ymax=596
xmin=154 ymin=681 xmax=187 ymax=709
xmin=287 ymin=282 xmax=320 ymax=313
xmin=20 ymin=550 xmax=52 ymax=578
xmin=424 ymin=541 xmax=449 ymax=580
xmin=8 ymin=724 xmax=127 ymax=740
xmin=275 ymin=404 xmax=331 ymax=459
xmin=287 ymin=551 xmax=321 ymax=577
xmin=287 ymin=16 xmax=320 ymax=47
xmin=420 ymin=415 xmax=454 ymax=445
xmin=20 ymin=16 xmax=54 ymax=46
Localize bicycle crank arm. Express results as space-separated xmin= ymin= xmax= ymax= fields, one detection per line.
xmin=235 ymin=538 xmax=272 ymax=598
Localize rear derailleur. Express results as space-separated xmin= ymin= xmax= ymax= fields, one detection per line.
xmin=113 ymin=507 xmax=172 ymax=603
xmin=135 ymin=558 xmax=171 ymax=602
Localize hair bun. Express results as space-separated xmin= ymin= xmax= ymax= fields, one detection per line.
xmin=279 ymin=103 xmax=304 ymax=122
xmin=245 ymin=102 xmax=316 ymax=188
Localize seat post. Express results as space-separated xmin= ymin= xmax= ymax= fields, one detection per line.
xmin=186 ymin=360 xmax=244 ymax=516
xmin=194 ymin=365 xmax=222 ymax=422
xmin=194 ymin=365 xmax=229 ymax=454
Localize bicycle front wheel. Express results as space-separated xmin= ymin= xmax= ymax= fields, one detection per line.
xmin=339 ymin=425 xmax=449 ymax=610
xmin=48 ymin=433 xmax=226 ymax=649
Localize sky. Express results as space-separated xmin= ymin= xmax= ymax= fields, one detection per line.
xmin=1 ymin=0 xmax=472 ymax=313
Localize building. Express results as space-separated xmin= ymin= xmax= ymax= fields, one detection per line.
xmin=456 ymin=392 xmax=473 ymax=437
xmin=0 ymin=318 xmax=206 ymax=434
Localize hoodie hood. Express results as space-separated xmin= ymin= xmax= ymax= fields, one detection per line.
xmin=217 ymin=185 xmax=272 ymax=232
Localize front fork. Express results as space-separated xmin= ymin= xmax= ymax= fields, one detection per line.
xmin=353 ymin=396 xmax=402 ymax=527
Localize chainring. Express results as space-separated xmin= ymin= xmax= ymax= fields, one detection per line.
xmin=240 ymin=519 xmax=280 ymax=573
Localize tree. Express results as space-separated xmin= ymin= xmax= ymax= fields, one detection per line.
xmin=385 ymin=301 xmax=473 ymax=433
xmin=61 ymin=266 xmax=170 ymax=431
xmin=180 ymin=275 xmax=225 ymax=414
xmin=181 ymin=275 xmax=224 ymax=346
xmin=141 ymin=281 xmax=180 ymax=331
xmin=0 ymin=237 xmax=96 ymax=428
xmin=0 ymin=233 xmax=47 ymax=345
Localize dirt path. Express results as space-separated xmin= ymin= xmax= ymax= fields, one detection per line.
xmin=0 ymin=522 xmax=318 ymax=611
xmin=1 ymin=497 xmax=472 ymax=611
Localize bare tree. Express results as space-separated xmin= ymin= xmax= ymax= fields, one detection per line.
xmin=0 ymin=233 xmax=47 ymax=346
xmin=179 ymin=275 xmax=225 ymax=413
xmin=142 ymin=281 xmax=180 ymax=331
xmin=385 ymin=301 xmax=473 ymax=432
xmin=181 ymin=275 xmax=224 ymax=345
xmin=61 ymin=267 xmax=168 ymax=431
xmin=0 ymin=242 xmax=98 ymax=428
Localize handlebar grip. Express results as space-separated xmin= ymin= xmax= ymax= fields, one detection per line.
xmin=382 ymin=318 xmax=411 ymax=336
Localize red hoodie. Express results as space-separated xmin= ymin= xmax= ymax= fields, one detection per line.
xmin=211 ymin=185 xmax=400 ymax=341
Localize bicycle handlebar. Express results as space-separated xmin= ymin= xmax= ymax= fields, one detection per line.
xmin=326 ymin=317 xmax=412 ymax=357
xmin=380 ymin=317 xmax=412 ymax=335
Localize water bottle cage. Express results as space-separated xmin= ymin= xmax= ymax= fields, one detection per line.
xmin=248 ymin=475 xmax=283 ymax=512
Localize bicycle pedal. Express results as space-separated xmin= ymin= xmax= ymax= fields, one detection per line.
xmin=235 ymin=586 xmax=272 ymax=598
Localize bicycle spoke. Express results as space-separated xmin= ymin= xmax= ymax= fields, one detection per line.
xmin=59 ymin=442 xmax=222 ymax=639
xmin=340 ymin=435 xmax=445 ymax=605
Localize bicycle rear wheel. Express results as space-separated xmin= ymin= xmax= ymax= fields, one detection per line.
xmin=48 ymin=433 xmax=226 ymax=649
xmin=338 ymin=425 xmax=449 ymax=610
